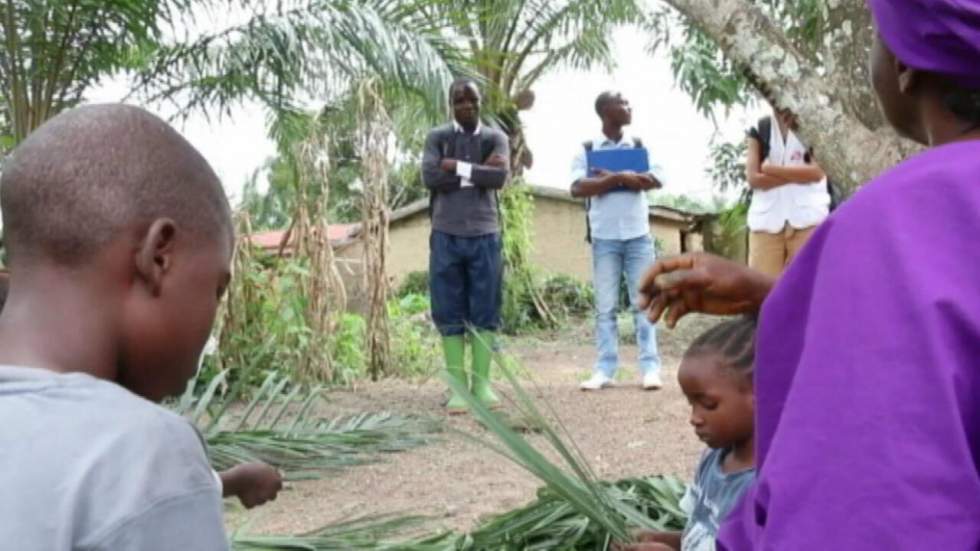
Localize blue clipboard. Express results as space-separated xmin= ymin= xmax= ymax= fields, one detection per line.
xmin=586 ymin=147 xmax=650 ymax=174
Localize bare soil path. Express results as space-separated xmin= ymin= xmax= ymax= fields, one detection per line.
xmin=235 ymin=315 xmax=715 ymax=536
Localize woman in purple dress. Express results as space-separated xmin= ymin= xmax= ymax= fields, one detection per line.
xmin=638 ymin=1 xmax=980 ymax=548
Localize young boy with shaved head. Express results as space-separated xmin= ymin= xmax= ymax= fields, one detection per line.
xmin=0 ymin=104 xmax=237 ymax=550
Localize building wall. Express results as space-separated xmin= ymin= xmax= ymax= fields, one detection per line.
xmin=530 ymin=197 xmax=690 ymax=281
xmin=528 ymin=198 xmax=593 ymax=280
xmin=333 ymin=210 xmax=431 ymax=313
xmin=386 ymin=212 xmax=431 ymax=283
xmin=335 ymin=195 xmax=698 ymax=312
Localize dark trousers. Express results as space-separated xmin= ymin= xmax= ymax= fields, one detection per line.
xmin=429 ymin=231 xmax=503 ymax=336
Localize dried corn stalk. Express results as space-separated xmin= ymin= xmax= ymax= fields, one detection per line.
xmin=292 ymin=116 xmax=347 ymax=382
xmin=356 ymin=80 xmax=392 ymax=380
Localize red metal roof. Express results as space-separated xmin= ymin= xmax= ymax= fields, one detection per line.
xmin=247 ymin=224 xmax=358 ymax=251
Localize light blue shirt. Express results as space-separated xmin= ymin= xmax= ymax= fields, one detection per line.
xmin=680 ymin=448 xmax=755 ymax=551
xmin=570 ymin=135 xmax=666 ymax=241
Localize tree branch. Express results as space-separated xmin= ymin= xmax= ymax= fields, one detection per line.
xmin=3 ymin=0 xmax=29 ymax=141
xmin=39 ymin=0 xmax=81 ymax=126
xmin=499 ymin=0 xmax=527 ymax=73
xmin=661 ymin=0 xmax=910 ymax=191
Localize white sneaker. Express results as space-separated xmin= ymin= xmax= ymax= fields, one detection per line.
xmin=642 ymin=372 xmax=664 ymax=390
xmin=580 ymin=372 xmax=614 ymax=391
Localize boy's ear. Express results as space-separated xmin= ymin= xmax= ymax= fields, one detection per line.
xmin=134 ymin=218 xmax=177 ymax=296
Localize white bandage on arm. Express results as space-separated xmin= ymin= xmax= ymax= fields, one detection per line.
xmin=456 ymin=161 xmax=474 ymax=187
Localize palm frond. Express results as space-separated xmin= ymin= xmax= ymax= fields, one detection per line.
xmin=132 ymin=0 xmax=464 ymax=122
xmin=0 ymin=0 xmax=198 ymax=140
xmin=231 ymin=515 xmax=458 ymax=550
xmin=442 ymin=332 xmax=677 ymax=545
xmin=228 ymin=475 xmax=686 ymax=550
xmin=174 ymin=369 xmax=440 ymax=479
xmin=467 ymin=476 xmax=687 ymax=549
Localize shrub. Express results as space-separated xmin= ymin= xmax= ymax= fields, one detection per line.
xmin=539 ymin=274 xmax=594 ymax=320
xmin=386 ymin=294 xmax=439 ymax=379
xmin=396 ymin=270 xmax=429 ymax=298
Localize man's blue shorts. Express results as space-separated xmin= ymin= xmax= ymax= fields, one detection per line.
xmin=429 ymin=230 xmax=503 ymax=336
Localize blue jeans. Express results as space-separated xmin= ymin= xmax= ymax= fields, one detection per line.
xmin=591 ymin=235 xmax=660 ymax=377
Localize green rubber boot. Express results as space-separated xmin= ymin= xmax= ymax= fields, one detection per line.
xmin=442 ymin=335 xmax=468 ymax=414
xmin=471 ymin=331 xmax=500 ymax=409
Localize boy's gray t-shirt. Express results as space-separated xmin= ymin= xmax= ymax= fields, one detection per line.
xmin=680 ymin=447 xmax=755 ymax=551
xmin=0 ymin=366 xmax=228 ymax=551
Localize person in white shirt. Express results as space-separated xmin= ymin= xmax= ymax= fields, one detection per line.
xmin=570 ymin=91 xmax=665 ymax=391
xmin=744 ymin=107 xmax=829 ymax=277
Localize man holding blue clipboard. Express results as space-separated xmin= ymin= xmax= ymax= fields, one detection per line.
xmin=571 ymin=91 xmax=665 ymax=391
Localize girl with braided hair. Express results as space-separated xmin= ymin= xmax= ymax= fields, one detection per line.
xmin=616 ymin=317 xmax=757 ymax=551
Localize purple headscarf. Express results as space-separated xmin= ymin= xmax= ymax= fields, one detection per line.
xmin=868 ymin=0 xmax=980 ymax=88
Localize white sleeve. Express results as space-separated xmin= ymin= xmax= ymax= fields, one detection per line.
xmin=570 ymin=145 xmax=588 ymax=183
xmin=455 ymin=161 xmax=473 ymax=179
xmin=212 ymin=469 xmax=223 ymax=495
xmin=679 ymin=484 xmax=696 ymax=516
xmin=646 ymin=149 xmax=667 ymax=186
xmin=650 ymin=162 xmax=667 ymax=187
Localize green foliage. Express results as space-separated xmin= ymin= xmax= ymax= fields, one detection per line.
xmin=647 ymin=13 xmax=754 ymax=120
xmin=386 ymin=294 xmax=440 ymax=379
xmin=2 ymin=0 xmax=464 ymax=151
xmin=444 ymin=359 xmax=674 ymax=547
xmin=173 ymin=369 xmax=441 ymax=481
xmin=707 ymin=139 xmax=748 ymax=192
xmin=231 ymin=515 xmax=456 ymax=550
xmin=652 ymin=193 xmax=718 ymax=215
xmin=396 ymin=270 xmax=430 ymax=298
xmin=646 ymin=0 xmax=875 ymax=124
xmin=230 ymin=475 xmax=687 ymax=550
xmin=539 ymin=275 xmax=594 ymax=321
xmin=136 ymin=1 xmax=464 ymax=124
xmin=333 ymin=314 xmax=368 ymax=380
xmin=463 ymin=476 xmax=687 ymax=549
xmin=216 ymin=252 xmax=358 ymax=385
xmin=708 ymin=200 xmax=750 ymax=262
xmin=0 ymin=0 xmax=193 ymax=142
xmin=436 ymin=0 xmax=645 ymax=96
xmin=756 ymin=0 xmax=845 ymax=54
xmin=214 ymin=247 xmax=440 ymax=384
xmin=240 ymin=96 xmax=432 ymax=228
xmin=239 ymin=165 xmax=293 ymax=232
xmin=499 ymin=182 xmax=562 ymax=332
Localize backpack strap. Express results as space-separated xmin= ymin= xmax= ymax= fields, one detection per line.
xmin=757 ymin=116 xmax=772 ymax=161
xmin=745 ymin=117 xmax=772 ymax=209
xmin=582 ymin=140 xmax=594 ymax=243
xmin=480 ymin=130 xmax=496 ymax=160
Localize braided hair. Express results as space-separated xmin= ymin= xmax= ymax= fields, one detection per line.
xmin=684 ymin=316 xmax=756 ymax=381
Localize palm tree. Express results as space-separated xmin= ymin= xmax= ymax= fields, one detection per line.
xmin=403 ymin=0 xmax=647 ymax=172
xmin=0 ymin=0 xmax=463 ymax=149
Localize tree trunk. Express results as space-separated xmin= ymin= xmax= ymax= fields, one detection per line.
xmin=661 ymin=0 xmax=915 ymax=192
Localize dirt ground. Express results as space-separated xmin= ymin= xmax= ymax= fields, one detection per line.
xmin=236 ymin=314 xmax=716 ymax=536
